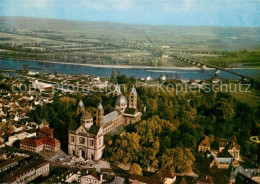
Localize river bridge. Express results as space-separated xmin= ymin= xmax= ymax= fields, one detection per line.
xmin=172 ymin=55 xmax=258 ymax=82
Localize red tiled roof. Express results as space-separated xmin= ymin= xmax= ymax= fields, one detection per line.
xmin=39 ymin=127 xmax=53 ymax=137
xmin=40 ymin=127 xmax=53 ymax=134
xmin=20 ymin=137 xmax=42 ymax=147
xmin=41 ymin=136 xmax=60 ymax=146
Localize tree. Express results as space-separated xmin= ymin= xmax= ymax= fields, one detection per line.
xmin=111 ymin=69 xmax=116 ymax=81
xmin=215 ymin=98 xmax=235 ymax=121
xmin=106 ymin=132 xmax=141 ymax=164
xmin=68 ymin=121 xmax=78 ymax=131
xmin=22 ymin=64 xmax=29 ymax=74
xmin=161 ymin=136 xmax=171 ymax=152
xmin=161 ymin=147 xmax=195 ymax=173
xmin=117 ymin=74 xmax=130 ymax=84
xmin=129 ymin=163 xmax=142 ymax=175
xmin=117 ymin=70 xmax=121 ymax=77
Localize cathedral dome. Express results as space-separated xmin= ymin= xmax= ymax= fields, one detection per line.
xmin=116 ymin=95 xmax=127 ymax=105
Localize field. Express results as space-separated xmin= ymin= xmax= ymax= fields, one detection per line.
xmin=0 ymin=16 xmax=259 ymax=67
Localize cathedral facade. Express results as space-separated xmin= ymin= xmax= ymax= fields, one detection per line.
xmin=68 ymin=86 xmax=142 ymax=161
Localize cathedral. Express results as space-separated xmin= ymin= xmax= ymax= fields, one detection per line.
xmin=68 ymin=86 xmax=142 ymax=161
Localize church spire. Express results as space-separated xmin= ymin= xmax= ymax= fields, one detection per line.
xmin=129 ymin=86 xmax=137 ymax=109
xmin=77 ymin=100 xmax=85 ymax=115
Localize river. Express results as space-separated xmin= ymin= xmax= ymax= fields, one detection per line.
xmin=0 ymin=58 xmax=259 ymax=80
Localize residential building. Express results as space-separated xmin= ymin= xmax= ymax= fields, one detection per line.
xmin=198 ymin=136 xmax=211 ymax=152
xmin=207 ymin=152 xmax=233 ymax=169
xmin=0 ymin=158 xmax=18 ymax=173
xmin=129 ymin=169 xmax=176 ymax=184
xmin=218 ymin=140 xmax=228 ymax=152
xmin=3 ymin=158 xmax=49 ymax=184
xmin=39 ymin=126 xmax=53 ymax=138
xmin=80 ymin=172 xmax=103 ymax=184
xmin=41 ymin=136 xmax=61 ymax=152
xmin=0 ymin=149 xmax=7 ymax=160
xmin=228 ymin=141 xmax=240 ymax=160
xmin=230 ymin=166 xmax=260 ymax=184
xmin=20 ymin=137 xmax=43 ymax=153
xmin=20 ymin=127 xmax=61 ymax=153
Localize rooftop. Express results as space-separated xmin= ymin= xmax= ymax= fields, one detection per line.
xmin=3 ymin=157 xmax=48 ymax=183
xmin=124 ymin=107 xmax=136 ymax=115
xmin=116 ymin=95 xmax=127 ymax=106
xmin=129 ymin=169 xmax=176 ymax=184
xmin=21 ymin=137 xmax=42 ymax=147
xmin=88 ymin=125 xmax=101 ymax=135
xmin=41 ymin=136 xmax=60 ymax=146
xmin=130 ymin=86 xmax=137 ymax=94
xmin=228 ymin=140 xmax=240 ymax=150
xmin=0 ymin=158 xmax=17 ymax=169
xmin=104 ymin=111 xmax=120 ymax=125
xmin=39 ymin=127 xmax=53 ymax=135
xmin=104 ymin=124 xmax=125 ymax=143
xmin=199 ymin=136 xmax=211 ymax=147
xmin=81 ymin=111 xmax=93 ymax=120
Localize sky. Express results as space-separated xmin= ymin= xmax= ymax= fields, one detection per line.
xmin=0 ymin=0 xmax=259 ymax=26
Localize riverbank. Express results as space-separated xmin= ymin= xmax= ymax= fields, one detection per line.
xmin=1 ymin=57 xmax=259 ymax=70
xmin=1 ymin=57 xmax=260 ymax=80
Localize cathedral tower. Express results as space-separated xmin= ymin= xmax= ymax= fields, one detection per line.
xmin=129 ymin=86 xmax=137 ymax=109
xmin=96 ymin=103 xmax=104 ymax=127
xmin=81 ymin=111 xmax=93 ymax=130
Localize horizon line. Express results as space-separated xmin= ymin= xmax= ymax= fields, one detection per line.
xmin=1 ymin=16 xmax=260 ymax=28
